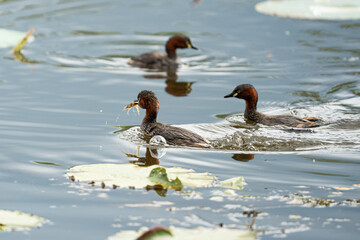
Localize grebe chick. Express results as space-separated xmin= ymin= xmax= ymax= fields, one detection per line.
xmin=126 ymin=90 xmax=210 ymax=148
xmin=224 ymin=84 xmax=319 ymax=128
xmin=128 ymin=34 xmax=197 ymax=69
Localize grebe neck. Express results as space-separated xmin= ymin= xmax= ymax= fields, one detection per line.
xmin=142 ymin=99 xmax=159 ymax=124
xmin=244 ymin=90 xmax=259 ymax=121
xmin=165 ymin=39 xmax=177 ymax=60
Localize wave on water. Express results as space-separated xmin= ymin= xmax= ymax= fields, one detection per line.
xmin=116 ymin=103 xmax=360 ymax=153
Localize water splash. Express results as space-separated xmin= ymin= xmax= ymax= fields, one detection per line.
xmin=116 ymin=102 xmax=360 ymax=153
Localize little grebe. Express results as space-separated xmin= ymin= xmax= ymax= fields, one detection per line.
xmin=128 ymin=34 xmax=197 ymax=69
xmin=126 ymin=90 xmax=210 ymax=148
xmin=224 ymin=84 xmax=319 ymax=128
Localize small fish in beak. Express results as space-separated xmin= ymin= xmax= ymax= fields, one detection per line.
xmin=123 ymin=100 xmax=140 ymax=115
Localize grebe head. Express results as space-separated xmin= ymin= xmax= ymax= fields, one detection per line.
xmin=166 ymin=35 xmax=198 ymax=50
xmin=224 ymin=84 xmax=258 ymax=102
xmin=137 ymin=90 xmax=159 ymax=110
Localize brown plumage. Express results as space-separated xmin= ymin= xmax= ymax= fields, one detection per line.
xmin=127 ymin=90 xmax=210 ymax=148
xmin=224 ymin=84 xmax=320 ymax=128
xmin=128 ymin=35 xmax=197 ymax=69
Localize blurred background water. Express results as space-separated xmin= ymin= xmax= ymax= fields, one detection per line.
xmin=0 ymin=0 xmax=359 ymax=239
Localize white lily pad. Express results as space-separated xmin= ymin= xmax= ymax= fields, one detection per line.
xmin=220 ymin=176 xmax=246 ymax=190
xmin=67 ymin=163 xmax=217 ymax=189
xmin=108 ymin=226 xmax=256 ymax=240
xmin=0 ymin=210 xmax=47 ymax=232
xmin=255 ymin=0 xmax=360 ymax=20
xmin=0 ymin=28 xmax=35 ymax=49
xmin=68 ymin=163 xmax=245 ymax=191
xmin=334 ymin=186 xmax=354 ymax=191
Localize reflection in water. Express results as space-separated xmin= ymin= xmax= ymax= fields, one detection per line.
xmin=191 ymin=0 xmax=202 ymax=7
xmin=12 ymin=51 xmax=39 ymax=64
xmin=123 ymin=146 xmax=170 ymax=197
xmin=300 ymin=27 xmax=360 ymax=71
xmin=232 ymin=153 xmax=254 ymax=162
xmin=143 ymin=69 xmax=193 ymax=97
xmin=125 ymin=147 xmax=162 ymax=166
xmin=243 ymin=210 xmax=261 ymax=231
xmin=145 ymin=184 xmax=168 ymax=197
xmin=327 ymin=81 xmax=359 ymax=95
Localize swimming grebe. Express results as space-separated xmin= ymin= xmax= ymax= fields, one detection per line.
xmin=125 ymin=90 xmax=210 ymax=148
xmin=224 ymin=84 xmax=319 ymax=128
xmin=128 ymin=34 xmax=197 ymax=69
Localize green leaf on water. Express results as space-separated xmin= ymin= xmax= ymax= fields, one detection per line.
xmin=0 ymin=210 xmax=47 ymax=232
xmin=148 ymin=167 xmax=183 ymax=190
xmin=12 ymin=28 xmax=34 ymax=53
xmin=34 ymin=161 xmax=63 ymax=167
xmin=135 ymin=226 xmax=172 ymax=240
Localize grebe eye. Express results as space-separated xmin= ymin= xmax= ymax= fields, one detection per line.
xmin=185 ymin=41 xmax=192 ymax=48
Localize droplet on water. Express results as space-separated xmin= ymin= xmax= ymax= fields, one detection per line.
xmin=150 ymin=135 xmax=167 ymax=145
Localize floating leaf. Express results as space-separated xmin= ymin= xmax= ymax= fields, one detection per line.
xmin=334 ymin=186 xmax=354 ymax=191
xmin=67 ymin=163 xmax=216 ymax=190
xmin=108 ymin=226 xmax=256 ymax=240
xmin=149 ymin=167 xmax=183 ymax=190
xmin=210 ymin=196 xmax=224 ymax=202
xmin=286 ymin=196 xmax=337 ymax=207
xmin=255 ymin=0 xmax=360 ymax=20
xmin=12 ymin=28 xmax=34 ymax=53
xmin=134 ymin=226 xmax=172 ymax=240
xmin=0 ymin=210 xmax=47 ymax=232
xmin=124 ymin=201 xmax=173 ymax=208
xmin=220 ymin=176 xmax=246 ymax=190
xmin=0 ymin=28 xmax=35 ymax=49
xmin=34 ymin=161 xmax=62 ymax=167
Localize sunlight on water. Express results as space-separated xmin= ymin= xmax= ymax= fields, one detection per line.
xmin=0 ymin=0 xmax=359 ymax=239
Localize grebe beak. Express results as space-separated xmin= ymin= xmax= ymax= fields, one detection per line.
xmin=224 ymin=92 xmax=238 ymax=98
xmin=186 ymin=41 xmax=198 ymax=50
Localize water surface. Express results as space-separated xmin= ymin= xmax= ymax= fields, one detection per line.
xmin=0 ymin=0 xmax=359 ymax=239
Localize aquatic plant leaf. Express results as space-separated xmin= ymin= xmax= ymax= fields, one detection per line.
xmin=108 ymin=226 xmax=256 ymax=240
xmin=148 ymin=167 xmax=183 ymax=190
xmin=67 ymin=163 xmax=216 ymax=189
xmin=34 ymin=161 xmax=62 ymax=166
xmin=286 ymin=195 xmax=338 ymax=207
xmin=0 ymin=28 xmax=35 ymax=49
xmin=12 ymin=28 xmax=34 ymax=53
xmin=334 ymin=186 xmax=354 ymax=191
xmin=255 ymin=0 xmax=360 ymax=20
xmin=220 ymin=176 xmax=246 ymax=190
xmin=134 ymin=226 xmax=172 ymax=240
xmin=0 ymin=210 xmax=47 ymax=232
